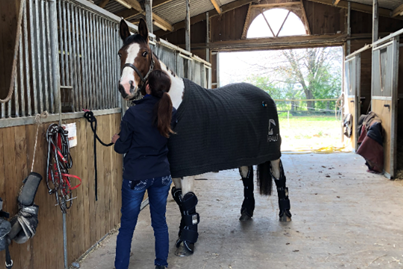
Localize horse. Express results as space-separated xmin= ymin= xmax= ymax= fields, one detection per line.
xmin=117 ymin=18 xmax=292 ymax=257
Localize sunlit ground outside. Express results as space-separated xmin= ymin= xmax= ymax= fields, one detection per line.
xmin=278 ymin=113 xmax=352 ymax=153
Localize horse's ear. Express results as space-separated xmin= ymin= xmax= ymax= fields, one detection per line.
xmin=138 ymin=18 xmax=149 ymax=43
xmin=119 ymin=19 xmax=131 ymax=41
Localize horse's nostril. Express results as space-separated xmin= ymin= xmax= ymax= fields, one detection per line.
xmin=118 ymin=84 xmax=128 ymax=98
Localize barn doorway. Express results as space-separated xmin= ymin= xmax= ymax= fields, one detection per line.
xmin=218 ymin=48 xmax=344 ymax=152
xmin=217 ymin=7 xmax=345 ymax=152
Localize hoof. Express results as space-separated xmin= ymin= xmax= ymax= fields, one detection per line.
xmin=279 ymin=211 xmax=292 ymax=222
xmin=239 ymin=212 xmax=252 ymax=221
xmin=175 ymin=241 xmax=194 ymax=257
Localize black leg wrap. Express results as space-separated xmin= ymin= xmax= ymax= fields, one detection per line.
xmin=240 ymin=166 xmax=255 ymax=220
xmin=177 ymin=192 xmax=199 ymax=253
xmin=171 ymin=187 xmax=185 ymax=237
xmin=273 ymin=162 xmax=292 ymax=221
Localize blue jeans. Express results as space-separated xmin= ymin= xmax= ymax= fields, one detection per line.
xmin=115 ymin=175 xmax=172 ymax=269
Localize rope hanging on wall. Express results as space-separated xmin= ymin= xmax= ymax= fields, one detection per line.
xmin=83 ymin=111 xmax=113 ymax=201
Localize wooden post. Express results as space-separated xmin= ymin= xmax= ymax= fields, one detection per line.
xmin=347 ymin=1 xmax=351 ymax=55
xmin=145 ymin=0 xmax=153 ymax=34
xmin=206 ymin=11 xmax=210 ymax=62
xmin=372 ymin=0 xmax=378 ymax=43
xmin=185 ymin=0 xmax=190 ymax=52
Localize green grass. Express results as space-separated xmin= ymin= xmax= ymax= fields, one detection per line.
xmin=278 ymin=114 xmax=344 ymax=151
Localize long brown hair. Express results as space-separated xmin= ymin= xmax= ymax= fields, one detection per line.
xmin=147 ymin=70 xmax=175 ymax=138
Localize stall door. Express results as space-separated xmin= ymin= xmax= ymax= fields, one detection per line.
xmin=371 ymin=37 xmax=399 ymax=179
xmin=345 ymin=54 xmax=361 ymax=150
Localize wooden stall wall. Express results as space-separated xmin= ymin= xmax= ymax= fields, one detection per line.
xmin=397 ymin=46 xmax=403 ymax=177
xmin=303 ymin=1 xmax=345 ymax=35
xmin=0 ymin=114 xmax=123 ymax=268
xmin=0 ymin=0 xmax=19 ymax=99
xmin=210 ymin=5 xmax=249 ymax=43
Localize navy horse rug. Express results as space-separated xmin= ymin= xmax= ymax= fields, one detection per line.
xmin=168 ymin=79 xmax=282 ymax=178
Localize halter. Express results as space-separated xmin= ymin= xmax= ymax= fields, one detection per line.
xmin=122 ymin=50 xmax=155 ymax=93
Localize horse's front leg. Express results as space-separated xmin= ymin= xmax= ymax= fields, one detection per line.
xmin=171 ymin=176 xmax=199 ymax=257
xmin=271 ymin=159 xmax=292 ymax=222
xmin=239 ymin=166 xmax=255 ymax=221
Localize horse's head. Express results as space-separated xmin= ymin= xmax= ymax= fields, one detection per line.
xmin=118 ymin=19 xmax=155 ymax=100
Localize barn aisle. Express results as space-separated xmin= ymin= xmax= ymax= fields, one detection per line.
xmin=79 ymin=153 xmax=403 ymax=269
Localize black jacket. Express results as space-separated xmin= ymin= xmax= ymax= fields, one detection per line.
xmin=114 ymin=95 xmax=177 ymax=181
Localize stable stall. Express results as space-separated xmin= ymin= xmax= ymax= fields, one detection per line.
xmin=0 ymin=0 xmax=210 ymax=268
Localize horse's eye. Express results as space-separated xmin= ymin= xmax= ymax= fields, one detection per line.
xmin=118 ymin=53 xmax=122 ymax=58
xmin=142 ymin=51 xmax=148 ymax=57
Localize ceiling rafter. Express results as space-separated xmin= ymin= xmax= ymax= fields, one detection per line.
xmin=306 ymin=0 xmax=400 ymax=20
xmin=99 ymin=0 xmax=110 ymax=8
xmin=392 ymin=3 xmax=403 ymax=17
xmin=113 ymin=0 xmax=174 ymax=31
xmin=210 ymin=0 xmax=222 ymax=14
xmin=115 ymin=0 xmax=173 ymax=20
xmin=333 ymin=0 xmax=341 ymax=6
xmin=155 ymin=0 xmax=259 ymax=36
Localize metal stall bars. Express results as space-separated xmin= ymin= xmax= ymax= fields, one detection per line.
xmin=344 ymin=45 xmax=371 ymax=150
xmin=371 ymin=29 xmax=402 ymax=179
xmin=0 ymin=0 xmax=123 ymax=128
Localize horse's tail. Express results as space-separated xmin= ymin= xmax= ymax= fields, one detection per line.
xmin=257 ymin=161 xmax=272 ymax=196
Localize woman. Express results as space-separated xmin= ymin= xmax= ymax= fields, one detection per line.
xmin=112 ymin=70 xmax=176 ymax=269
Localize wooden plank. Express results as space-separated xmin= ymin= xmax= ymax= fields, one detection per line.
xmin=103 ymin=115 xmax=112 ymax=233
xmin=306 ymin=0 xmax=396 ymax=19
xmin=86 ymin=116 xmax=97 ymax=246
xmin=0 ymin=128 xmax=6 ymax=267
xmin=0 ymin=1 xmax=18 ymax=100
xmin=98 ymin=114 xmax=107 ymax=237
xmin=372 ymin=100 xmax=392 ymax=175
xmin=2 ymin=126 xmax=20 ymax=268
xmin=113 ymin=113 xmax=122 ymax=227
xmin=115 ymin=0 xmax=173 ymax=19
xmin=190 ymin=33 xmax=347 ymax=51
xmin=210 ymin=0 xmax=222 ymax=14
xmin=155 ymin=0 xmax=256 ymax=36
xmin=99 ymin=0 xmax=109 ymax=8
xmin=14 ymin=125 xmax=32 ymax=269
xmin=392 ymin=3 xmax=403 ymax=18
xmin=83 ymin=118 xmax=92 ymax=251
xmin=347 ymin=97 xmax=356 ymax=150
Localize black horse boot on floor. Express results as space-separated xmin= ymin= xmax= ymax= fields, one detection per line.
xmin=175 ymin=192 xmax=199 ymax=257
xmin=155 ymin=265 xmax=167 ymax=269
xmin=239 ymin=166 xmax=255 ymax=221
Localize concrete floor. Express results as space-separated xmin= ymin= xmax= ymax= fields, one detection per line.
xmin=78 ymin=153 xmax=403 ymax=269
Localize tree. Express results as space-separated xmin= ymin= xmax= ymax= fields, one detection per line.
xmin=278 ymin=47 xmax=342 ymax=110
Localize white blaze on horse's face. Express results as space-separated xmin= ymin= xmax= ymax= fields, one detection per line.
xmin=119 ymin=43 xmax=141 ymax=100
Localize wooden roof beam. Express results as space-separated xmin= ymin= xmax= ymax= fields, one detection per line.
xmin=116 ymin=0 xmax=173 ymax=20
xmin=306 ymin=0 xmax=397 ymax=19
xmin=99 ymin=0 xmax=110 ymax=8
xmin=333 ymin=0 xmax=341 ymax=6
xmin=210 ymin=0 xmax=222 ymax=14
xmin=392 ymin=3 xmax=403 ymax=17
xmin=115 ymin=0 xmax=174 ymax=31
xmin=155 ymin=0 xmax=259 ymax=36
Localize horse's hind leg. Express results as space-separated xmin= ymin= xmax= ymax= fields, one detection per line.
xmin=271 ymin=159 xmax=292 ymax=222
xmin=171 ymin=176 xmax=199 ymax=257
xmin=239 ymin=166 xmax=255 ymax=221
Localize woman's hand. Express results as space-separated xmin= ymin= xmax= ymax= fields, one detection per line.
xmin=112 ymin=133 xmax=120 ymax=144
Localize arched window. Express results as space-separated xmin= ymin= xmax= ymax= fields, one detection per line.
xmin=247 ymin=8 xmax=307 ymax=39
